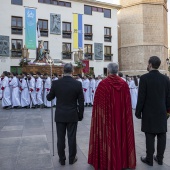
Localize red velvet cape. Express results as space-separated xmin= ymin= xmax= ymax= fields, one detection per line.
xmin=88 ymin=75 xmax=136 ymax=170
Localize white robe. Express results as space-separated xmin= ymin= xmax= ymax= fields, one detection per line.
xmin=94 ymin=79 xmax=102 ymax=96
xmin=9 ymin=77 xmax=21 ymax=107
xmin=82 ymin=79 xmax=90 ymax=104
xmin=28 ymin=77 xmax=37 ymax=106
xmin=36 ymin=77 xmax=43 ymax=105
xmin=0 ymin=78 xmax=2 ymax=99
xmin=44 ymin=77 xmax=51 ymax=107
xmin=8 ymin=77 xmax=12 ymax=102
xmin=89 ymin=79 xmax=95 ymax=104
xmin=77 ymin=78 xmax=83 ymax=85
xmin=52 ymin=77 xmax=58 ymax=106
xmin=1 ymin=76 xmax=12 ymax=107
xmin=129 ymin=80 xmax=137 ymax=109
xmin=20 ymin=77 xmax=30 ymax=107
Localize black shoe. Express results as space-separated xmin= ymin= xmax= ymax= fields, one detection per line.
xmin=141 ymin=156 xmax=153 ymax=166
xmin=6 ymin=106 xmax=12 ymax=110
xmin=59 ymin=159 xmax=65 ymax=166
xmin=40 ymin=104 xmax=44 ymax=109
xmin=69 ymin=156 xmax=78 ymax=165
xmin=88 ymin=103 xmax=92 ymax=107
xmin=26 ymin=105 xmax=30 ymax=109
xmin=3 ymin=106 xmax=8 ymax=109
xmin=154 ymin=155 xmax=163 ymax=165
xmin=16 ymin=106 xmax=22 ymax=109
xmin=85 ymin=103 xmax=88 ymax=107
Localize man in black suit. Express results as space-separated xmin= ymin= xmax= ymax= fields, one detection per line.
xmin=47 ymin=63 xmax=84 ymax=165
xmin=135 ymin=56 xmax=170 ymax=166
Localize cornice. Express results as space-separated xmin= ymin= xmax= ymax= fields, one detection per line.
xmin=67 ymin=0 xmax=122 ymax=9
xmin=121 ymin=2 xmax=168 ymax=11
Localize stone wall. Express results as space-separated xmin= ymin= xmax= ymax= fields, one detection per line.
xmin=118 ymin=0 xmax=168 ymax=75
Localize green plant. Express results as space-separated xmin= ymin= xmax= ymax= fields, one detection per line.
xmin=75 ymin=60 xmax=84 ymax=68
xmin=19 ymin=58 xmax=31 ymax=67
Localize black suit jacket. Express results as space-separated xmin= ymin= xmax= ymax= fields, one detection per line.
xmin=47 ymin=76 xmax=84 ymax=122
xmin=135 ymin=70 xmax=170 ymax=133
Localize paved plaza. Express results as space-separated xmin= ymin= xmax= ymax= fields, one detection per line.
xmin=0 ymin=102 xmax=170 ymax=170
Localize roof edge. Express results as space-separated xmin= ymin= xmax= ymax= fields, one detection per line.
xmin=69 ymin=0 xmax=122 ymax=9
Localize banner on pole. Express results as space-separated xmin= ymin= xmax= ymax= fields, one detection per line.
xmin=73 ymin=14 xmax=83 ymax=49
xmin=25 ymin=8 xmax=36 ymax=49
xmin=82 ymin=60 xmax=89 ymax=73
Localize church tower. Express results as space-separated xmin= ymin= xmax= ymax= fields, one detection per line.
xmin=118 ymin=0 xmax=168 ymax=75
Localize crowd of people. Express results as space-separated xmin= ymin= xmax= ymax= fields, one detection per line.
xmin=0 ymin=56 xmax=170 ymax=170
xmin=0 ymin=71 xmax=105 ymax=109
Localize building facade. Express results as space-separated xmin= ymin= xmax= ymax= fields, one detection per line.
xmin=0 ymin=0 xmax=121 ymax=75
xmin=118 ymin=0 xmax=168 ymax=75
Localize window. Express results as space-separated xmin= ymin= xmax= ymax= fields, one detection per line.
xmin=92 ymin=7 xmax=103 ymax=12
xmin=84 ymin=25 xmax=93 ymax=40
xmin=38 ymin=0 xmax=71 ymax=7
xmin=62 ymin=43 xmax=72 ymax=59
xmin=38 ymin=41 xmax=49 ymax=51
xmin=11 ymin=39 xmax=22 ymax=57
xmin=104 ymin=27 xmax=112 ymax=42
xmin=51 ymin=0 xmax=57 ymax=5
xmin=44 ymin=41 xmax=48 ymax=51
xmin=103 ymin=68 xmax=107 ymax=76
xmin=104 ymin=9 xmax=111 ymax=18
xmin=84 ymin=44 xmax=93 ymax=60
xmin=65 ymin=2 xmax=71 ymax=7
xmin=104 ymin=46 xmax=112 ymax=61
xmin=84 ymin=5 xmax=92 ymax=15
xmin=11 ymin=16 xmax=23 ymax=35
xmin=11 ymin=0 xmax=22 ymax=5
xmin=92 ymin=7 xmax=98 ymax=12
xmin=62 ymin=22 xmax=71 ymax=38
xmin=58 ymin=1 xmax=64 ymax=6
xmin=98 ymin=8 xmax=103 ymax=12
xmin=38 ymin=19 xmax=48 ymax=37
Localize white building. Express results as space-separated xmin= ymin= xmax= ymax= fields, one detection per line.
xmin=0 ymin=0 xmax=120 ymax=75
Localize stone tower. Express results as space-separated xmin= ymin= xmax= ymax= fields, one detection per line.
xmin=118 ymin=0 xmax=168 ymax=75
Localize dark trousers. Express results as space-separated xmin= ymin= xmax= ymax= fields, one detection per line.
xmin=56 ymin=122 xmax=78 ymax=162
xmin=145 ymin=133 xmax=166 ymax=162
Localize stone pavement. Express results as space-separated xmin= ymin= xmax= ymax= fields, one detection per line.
xmin=0 ymin=103 xmax=170 ymax=170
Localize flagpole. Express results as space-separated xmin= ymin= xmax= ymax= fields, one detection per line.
xmin=48 ymin=58 xmax=55 ymax=156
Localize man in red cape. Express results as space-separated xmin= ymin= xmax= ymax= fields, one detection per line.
xmin=88 ymin=63 xmax=136 ymax=170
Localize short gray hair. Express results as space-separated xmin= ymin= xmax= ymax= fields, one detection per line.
xmin=107 ymin=63 xmax=119 ymax=74
xmin=64 ymin=63 xmax=73 ymax=74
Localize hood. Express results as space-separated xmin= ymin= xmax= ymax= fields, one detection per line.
xmin=107 ymin=75 xmax=125 ymax=91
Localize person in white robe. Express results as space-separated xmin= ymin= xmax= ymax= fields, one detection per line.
xmin=118 ymin=72 xmax=126 ymax=81
xmin=133 ymin=76 xmax=139 ymax=98
xmin=94 ymin=75 xmax=102 ymax=96
xmin=129 ymin=77 xmax=137 ymax=110
xmin=9 ymin=72 xmax=21 ymax=108
xmin=20 ymin=72 xmax=30 ymax=108
xmin=0 ymin=77 xmax=3 ymax=100
xmin=28 ymin=73 xmax=37 ymax=108
xmin=36 ymin=72 xmax=44 ymax=108
xmin=8 ymin=73 xmax=13 ymax=102
xmin=52 ymin=73 xmax=58 ymax=106
xmin=43 ymin=73 xmax=51 ymax=108
xmin=1 ymin=71 xmax=12 ymax=109
xmin=82 ymin=75 xmax=90 ymax=107
xmin=89 ymin=75 xmax=95 ymax=106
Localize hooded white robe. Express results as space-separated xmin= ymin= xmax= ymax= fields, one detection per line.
xmin=9 ymin=76 xmax=21 ymax=107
